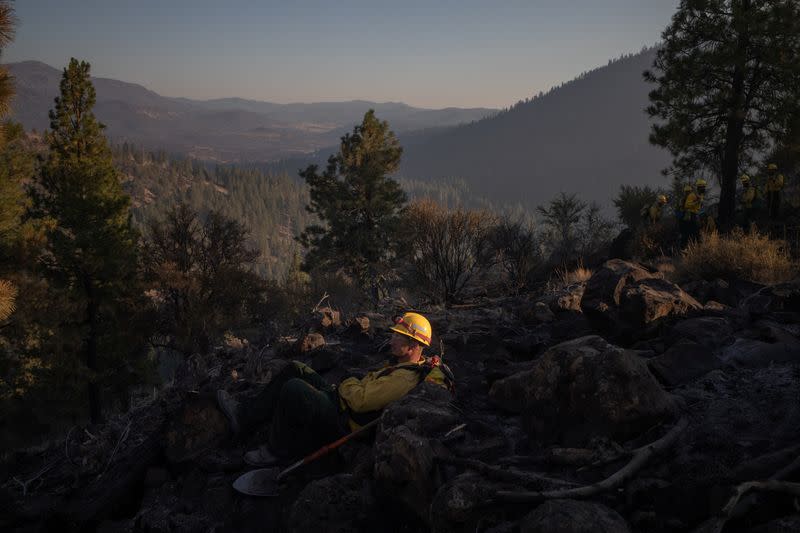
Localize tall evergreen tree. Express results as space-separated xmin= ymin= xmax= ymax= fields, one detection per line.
xmin=298 ymin=110 xmax=406 ymax=299
xmin=0 ymin=0 xmax=16 ymax=313
xmin=31 ymin=59 xmax=141 ymax=423
xmin=645 ymin=0 xmax=800 ymax=230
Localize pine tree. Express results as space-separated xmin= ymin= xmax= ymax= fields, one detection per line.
xmin=0 ymin=0 xmax=16 ymax=313
xmin=31 ymin=58 xmax=141 ymax=423
xmin=645 ymin=0 xmax=800 ymax=230
xmin=298 ymin=110 xmax=406 ymax=300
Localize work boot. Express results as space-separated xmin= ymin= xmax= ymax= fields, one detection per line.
xmin=244 ymin=444 xmax=281 ymax=467
xmin=216 ymin=390 xmax=241 ymax=434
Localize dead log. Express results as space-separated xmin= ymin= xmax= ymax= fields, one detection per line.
xmin=692 ymin=481 xmax=800 ymax=533
xmin=492 ymin=417 xmax=688 ymax=503
xmin=440 ymin=456 xmax=580 ymax=488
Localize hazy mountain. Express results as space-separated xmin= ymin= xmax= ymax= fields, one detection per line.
xmin=397 ymin=48 xmax=673 ymax=207
xmin=6 ymin=61 xmax=495 ymax=162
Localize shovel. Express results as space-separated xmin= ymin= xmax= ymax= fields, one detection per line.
xmin=232 ymin=418 xmax=380 ymax=497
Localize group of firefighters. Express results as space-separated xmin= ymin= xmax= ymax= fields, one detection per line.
xmin=643 ymin=163 xmax=788 ymax=247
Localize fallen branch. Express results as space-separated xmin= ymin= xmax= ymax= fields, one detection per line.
xmin=693 ymin=481 xmax=800 ymax=533
xmin=441 ymin=456 xmax=581 ymax=488
xmin=693 ymin=444 xmax=800 ymax=533
xmin=492 ymin=417 xmax=688 ymax=503
xmin=12 ymin=459 xmax=59 ymax=497
xmin=99 ymin=420 xmax=131 ymax=479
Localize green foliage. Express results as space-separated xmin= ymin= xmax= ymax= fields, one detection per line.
xmin=645 ymin=0 xmax=800 ymax=228
xmin=142 ymin=203 xmax=267 ymax=355
xmin=614 ymin=185 xmax=664 ymax=229
xmin=30 ymin=58 xmax=146 ymax=423
xmin=537 ymin=192 xmax=616 ymax=266
xmin=114 ymin=146 xmax=314 ymax=280
xmin=298 ymin=110 xmax=407 ymax=299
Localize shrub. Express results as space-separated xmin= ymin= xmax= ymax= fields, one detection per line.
xmin=403 ymin=199 xmax=497 ymax=305
xmin=488 ymin=217 xmax=543 ymax=293
xmin=614 ymin=185 xmax=664 ymax=229
xmin=677 ymin=229 xmax=796 ymax=284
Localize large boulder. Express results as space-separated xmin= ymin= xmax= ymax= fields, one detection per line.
xmin=581 ymin=260 xmax=659 ymax=318
xmin=648 ymin=340 xmax=722 ymax=387
xmin=489 ymin=336 xmax=678 ymax=445
xmin=618 ymin=278 xmax=702 ymax=329
xmin=520 ymin=499 xmax=631 ymax=533
xmin=287 ymin=474 xmax=374 ymax=533
xmin=373 ymin=383 xmax=460 ymax=525
xmin=581 ymin=260 xmax=700 ymax=334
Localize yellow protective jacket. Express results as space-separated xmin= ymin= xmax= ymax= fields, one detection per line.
xmin=765 ymin=174 xmax=785 ymax=193
xmin=684 ymin=192 xmax=704 ymax=215
xmin=740 ymin=186 xmax=757 ymax=209
xmin=647 ymin=202 xmax=663 ymax=224
xmin=338 ymin=358 xmax=448 ymax=430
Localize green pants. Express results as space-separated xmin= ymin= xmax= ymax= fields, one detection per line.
xmin=242 ymin=361 xmax=347 ymax=457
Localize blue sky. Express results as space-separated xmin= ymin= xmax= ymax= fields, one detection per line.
xmin=4 ymin=0 xmax=678 ymax=108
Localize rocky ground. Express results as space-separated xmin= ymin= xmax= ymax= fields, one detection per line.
xmin=2 ymin=259 xmax=800 ymax=532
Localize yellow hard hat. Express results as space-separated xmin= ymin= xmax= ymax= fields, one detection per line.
xmin=695 ymin=179 xmax=707 ymax=188
xmin=658 ymin=194 xmax=668 ymax=204
xmin=390 ymin=312 xmax=432 ymax=347
xmin=683 ymin=184 xmax=693 ymax=193
xmin=740 ymin=174 xmax=750 ymax=183
xmin=767 ymin=163 xmax=778 ymax=171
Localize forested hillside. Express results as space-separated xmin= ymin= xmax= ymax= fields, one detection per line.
xmin=397 ymin=47 xmax=673 ymax=207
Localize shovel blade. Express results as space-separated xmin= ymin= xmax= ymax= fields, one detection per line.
xmin=232 ymin=467 xmax=282 ymax=497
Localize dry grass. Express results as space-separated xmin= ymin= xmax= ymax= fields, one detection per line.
xmin=0 ymin=279 xmax=17 ymax=321
xmin=550 ymin=262 xmax=593 ymax=290
xmin=677 ymin=229 xmax=797 ymax=285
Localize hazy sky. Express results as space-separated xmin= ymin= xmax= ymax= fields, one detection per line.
xmin=4 ymin=0 xmax=678 ymax=109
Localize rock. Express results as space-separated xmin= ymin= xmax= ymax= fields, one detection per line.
xmin=316 ymin=306 xmax=342 ymax=329
xmin=374 ymin=383 xmax=460 ymax=525
xmin=430 ymin=474 xmax=515 ymax=533
xmin=671 ymin=317 xmax=734 ymax=349
xmin=741 ymin=280 xmax=800 ymax=315
xmin=648 ymin=340 xmax=722 ymax=387
xmin=682 ymin=278 xmax=731 ymax=305
xmin=618 ymin=278 xmax=702 ymax=328
xmin=344 ymin=315 xmax=371 ymax=337
xmin=520 ymin=499 xmax=631 ymax=533
xmin=704 ymin=300 xmax=730 ymax=312
xmin=533 ymin=302 xmax=556 ymax=323
xmin=536 ymin=284 xmax=585 ymax=314
xmin=581 ymin=259 xmax=660 ymax=319
xmin=581 ymin=260 xmax=699 ymax=334
xmin=720 ymin=338 xmax=800 ymax=368
xmin=287 ymin=474 xmax=373 ymax=533
xmin=489 ymin=336 xmax=678 ymax=445
xmin=296 ymin=332 xmax=325 ymax=353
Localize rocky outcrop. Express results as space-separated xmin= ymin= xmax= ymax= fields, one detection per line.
xmin=581 ymin=260 xmax=701 ymax=335
xmin=489 ymin=335 xmax=679 ymax=445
